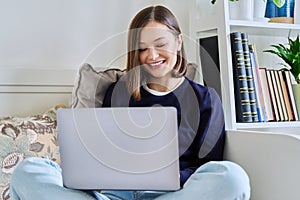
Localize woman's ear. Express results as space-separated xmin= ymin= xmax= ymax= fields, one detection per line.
xmin=177 ymin=34 xmax=183 ymax=51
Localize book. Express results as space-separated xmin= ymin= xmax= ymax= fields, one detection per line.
xmin=241 ymin=33 xmax=258 ymax=122
xmin=258 ymin=68 xmax=275 ymax=121
xmin=274 ymin=70 xmax=289 ymax=121
xmin=278 ymin=70 xmax=294 ymax=121
xmin=270 ymin=70 xmax=284 ymax=121
xmin=265 ymin=69 xmax=280 ymax=121
xmin=249 ymin=43 xmax=266 ymax=122
xmin=230 ymin=32 xmax=252 ymax=123
xmin=283 ymin=71 xmax=299 ymax=121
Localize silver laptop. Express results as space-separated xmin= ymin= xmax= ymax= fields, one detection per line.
xmin=57 ymin=107 xmax=180 ymax=191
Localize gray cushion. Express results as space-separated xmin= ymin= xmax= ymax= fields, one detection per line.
xmin=71 ymin=63 xmax=125 ymax=108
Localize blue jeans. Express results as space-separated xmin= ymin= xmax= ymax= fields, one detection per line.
xmin=10 ymin=157 xmax=250 ymax=200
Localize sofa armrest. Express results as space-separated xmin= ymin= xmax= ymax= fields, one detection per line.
xmin=224 ymin=130 xmax=300 ymax=200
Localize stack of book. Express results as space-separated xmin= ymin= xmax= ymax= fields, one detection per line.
xmin=230 ymin=32 xmax=299 ymax=123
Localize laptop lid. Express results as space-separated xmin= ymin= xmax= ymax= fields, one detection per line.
xmin=57 ymin=107 xmax=180 ymax=191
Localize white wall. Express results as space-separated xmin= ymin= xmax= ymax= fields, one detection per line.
xmin=0 ymin=0 xmax=192 ymax=70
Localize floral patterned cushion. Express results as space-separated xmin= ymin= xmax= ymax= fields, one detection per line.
xmin=0 ymin=104 xmax=65 ymax=200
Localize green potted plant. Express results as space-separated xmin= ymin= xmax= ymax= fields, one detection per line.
xmin=264 ymin=35 xmax=300 ymax=84
xmin=264 ymin=35 xmax=300 ymax=118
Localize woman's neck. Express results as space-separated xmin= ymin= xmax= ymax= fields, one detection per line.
xmin=147 ymin=77 xmax=184 ymax=92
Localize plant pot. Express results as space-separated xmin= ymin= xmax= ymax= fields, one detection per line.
xmin=292 ymin=84 xmax=300 ymax=119
xmin=229 ymin=0 xmax=253 ymax=20
xmin=253 ymin=0 xmax=267 ymax=21
xmin=294 ymin=0 xmax=300 ymax=24
xmin=265 ymin=0 xmax=295 ymax=24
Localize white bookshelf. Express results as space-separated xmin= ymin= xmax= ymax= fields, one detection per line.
xmin=190 ymin=0 xmax=300 ymax=134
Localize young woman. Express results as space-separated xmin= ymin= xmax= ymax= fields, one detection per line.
xmin=10 ymin=5 xmax=250 ymax=200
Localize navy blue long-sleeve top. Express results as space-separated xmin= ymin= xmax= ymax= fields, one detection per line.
xmin=102 ymin=77 xmax=225 ymax=186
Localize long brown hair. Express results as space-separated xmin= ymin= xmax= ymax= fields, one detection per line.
xmin=126 ymin=5 xmax=187 ymax=100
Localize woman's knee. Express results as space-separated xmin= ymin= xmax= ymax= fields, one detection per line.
xmin=11 ymin=157 xmax=62 ymax=186
xmin=212 ymin=161 xmax=249 ymax=189
xmin=185 ymin=161 xmax=251 ymax=199
xmin=218 ymin=161 xmax=251 ymax=200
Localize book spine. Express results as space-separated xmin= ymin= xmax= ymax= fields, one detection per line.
xmin=241 ymin=33 xmax=258 ymax=122
xmin=249 ymin=43 xmax=266 ymax=122
xmin=270 ymin=70 xmax=283 ymax=121
xmin=266 ymin=69 xmax=280 ymax=121
xmin=258 ymin=68 xmax=275 ymax=121
xmin=230 ymin=32 xmax=252 ymax=123
xmin=279 ymin=70 xmax=294 ymax=121
xmin=283 ymin=71 xmax=299 ymax=121
xmin=274 ymin=70 xmax=289 ymax=121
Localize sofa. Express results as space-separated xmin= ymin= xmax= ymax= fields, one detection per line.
xmin=1 ymin=63 xmax=300 ymax=200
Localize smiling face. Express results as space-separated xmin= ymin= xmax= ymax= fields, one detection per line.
xmin=139 ymin=21 xmax=182 ymax=82
xmin=126 ymin=6 xmax=187 ymax=99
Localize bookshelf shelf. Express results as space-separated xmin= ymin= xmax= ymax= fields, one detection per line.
xmin=229 ymin=20 xmax=300 ymax=36
xmin=229 ymin=19 xmax=300 ymax=29
xmin=236 ymin=122 xmax=300 ymax=135
xmin=192 ymin=0 xmax=300 ymax=133
xmin=193 ymin=19 xmax=300 ymax=37
xmin=236 ymin=121 xmax=300 ymax=129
